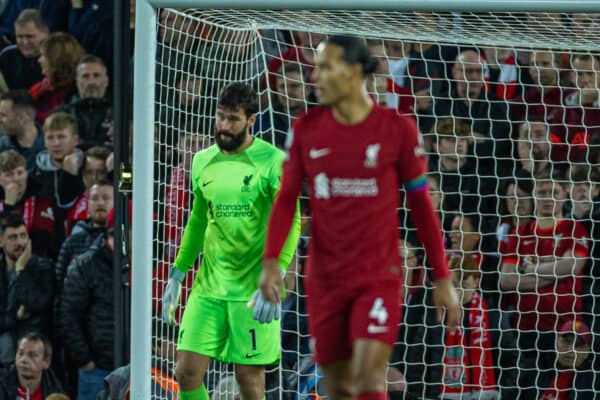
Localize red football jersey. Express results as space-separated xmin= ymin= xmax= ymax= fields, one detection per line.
xmin=501 ymin=219 xmax=589 ymax=331
xmin=281 ymin=105 xmax=427 ymax=286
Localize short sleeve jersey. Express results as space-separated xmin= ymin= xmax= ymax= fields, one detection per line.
xmin=501 ymin=219 xmax=589 ymax=331
xmin=284 ymin=105 xmax=427 ymax=287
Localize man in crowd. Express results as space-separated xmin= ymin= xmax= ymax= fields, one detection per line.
xmin=0 ymin=332 xmax=65 ymax=399
xmin=0 ymin=9 xmax=47 ymax=90
xmin=58 ymin=55 xmax=111 ymax=150
xmin=0 ymin=90 xmax=45 ymax=172
xmin=55 ymin=180 xmax=113 ymax=293
xmin=500 ymin=172 xmax=589 ymax=398
xmin=0 ymin=212 xmax=55 ymax=365
xmin=59 ymin=214 xmax=118 ymax=400
xmin=0 ymin=150 xmax=57 ymax=258
xmin=33 ymin=111 xmax=85 ymax=210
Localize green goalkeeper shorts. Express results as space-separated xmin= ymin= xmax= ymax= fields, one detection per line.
xmin=177 ymin=290 xmax=280 ymax=365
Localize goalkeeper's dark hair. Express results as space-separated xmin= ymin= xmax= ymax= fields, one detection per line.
xmin=217 ymin=82 xmax=259 ymax=117
xmin=326 ymin=35 xmax=379 ymax=76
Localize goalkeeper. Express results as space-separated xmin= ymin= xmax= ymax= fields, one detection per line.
xmin=162 ymin=82 xmax=301 ymax=400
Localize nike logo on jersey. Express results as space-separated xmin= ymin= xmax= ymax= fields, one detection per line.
xmin=245 ymin=353 xmax=260 ymax=359
xmin=309 ymin=148 xmax=331 ymax=159
xmin=202 ymin=180 xmax=213 ymax=187
xmin=367 ymin=324 xmax=388 ymax=334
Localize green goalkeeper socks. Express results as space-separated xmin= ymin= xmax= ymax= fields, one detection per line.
xmin=180 ymin=384 xmax=210 ymax=400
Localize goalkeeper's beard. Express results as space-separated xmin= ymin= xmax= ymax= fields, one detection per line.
xmin=215 ymin=125 xmax=248 ymax=152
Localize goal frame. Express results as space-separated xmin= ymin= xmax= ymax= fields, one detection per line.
xmin=132 ymin=1 xmax=600 ymax=398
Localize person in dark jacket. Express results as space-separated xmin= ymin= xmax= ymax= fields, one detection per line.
xmin=0 ymin=150 xmax=59 ymax=259
xmin=0 ymin=90 xmax=45 ymax=173
xmin=0 ymin=9 xmax=47 ymax=90
xmin=54 ymin=180 xmax=112 ymax=292
xmin=0 ymin=332 xmax=65 ymax=400
xmin=0 ymin=213 xmax=54 ymax=366
xmin=32 ymin=111 xmax=85 ymax=211
xmin=57 ymin=55 xmax=111 ymax=150
xmin=535 ymin=319 xmax=599 ymax=399
xmin=58 ymin=230 xmax=116 ymax=400
xmin=391 ymin=256 xmax=518 ymax=400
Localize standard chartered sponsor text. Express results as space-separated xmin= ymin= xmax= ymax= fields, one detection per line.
xmin=215 ymin=203 xmax=255 ymax=217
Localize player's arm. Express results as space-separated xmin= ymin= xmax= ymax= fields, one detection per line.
xmin=269 ymin=154 xmax=302 ymax=272
xmin=162 ymin=156 xmax=209 ymax=325
xmin=397 ymin=117 xmax=459 ymax=328
xmin=262 ymin=128 xmax=305 ymax=304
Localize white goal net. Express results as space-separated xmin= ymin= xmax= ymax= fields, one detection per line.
xmin=146 ymin=6 xmax=600 ymax=400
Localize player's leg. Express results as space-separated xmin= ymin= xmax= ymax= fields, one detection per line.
xmin=226 ymin=301 xmax=279 ymax=400
xmin=176 ymin=293 xmax=229 ymax=399
xmin=306 ymin=283 xmax=356 ymax=400
xmin=175 ymin=351 xmax=211 ymax=399
xmin=233 ymin=364 xmax=265 ymax=400
xmin=352 ymin=339 xmax=393 ymax=395
xmin=350 ymin=280 xmax=403 ymax=400
xmin=320 ymin=359 xmax=356 ymax=400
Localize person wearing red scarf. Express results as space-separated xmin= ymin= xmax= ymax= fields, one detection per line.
xmin=441 ymin=256 xmax=498 ymax=400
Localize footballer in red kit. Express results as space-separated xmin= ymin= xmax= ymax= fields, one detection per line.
xmin=261 ymin=36 xmax=459 ymax=400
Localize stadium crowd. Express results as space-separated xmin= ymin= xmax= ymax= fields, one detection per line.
xmin=0 ymin=4 xmax=598 ymax=400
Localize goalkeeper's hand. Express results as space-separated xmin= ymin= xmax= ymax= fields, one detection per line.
xmin=248 ymin=260 xmax=285 ymax=323
xmin=162 ymin=268 xmax=185 ymax=326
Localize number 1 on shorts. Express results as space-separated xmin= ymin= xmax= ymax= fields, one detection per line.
xmin=249 ymin=328 xmax=257 ymax=351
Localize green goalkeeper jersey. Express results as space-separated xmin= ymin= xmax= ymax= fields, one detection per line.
xmin=174 ymin=138 xmax=301 ymax=301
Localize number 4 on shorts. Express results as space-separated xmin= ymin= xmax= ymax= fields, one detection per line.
xmin=369 ymin=297 xmax=388 ymax=325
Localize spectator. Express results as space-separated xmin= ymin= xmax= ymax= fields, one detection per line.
xmin=512 ymin=49 xmax=565 ymax=125
xmin=55 ymin=180 xmax=112 ymax=293
xmin=429 ymin=117 xmax=497 ymax=232
xmin=440 ymin=256 xmax=517 ymax=399
xmin=65 ymin=145 xmax=111 ymax=235
xmin=391 ymin=256 xmax=518 ymax=399
xmin=500 ymin=172 xmax=589 ymax=397
xmin=516 ymin=117 xmax=561 ymax=176
xmin=0 ymin=9 xmax=47 ymax=90
xmin=0 ymin=150 xmax=57 ymax=258
xmin=435 ymin=48 xmax=513 ymax=176
xmin=0 ymin=332 xmax=65 ymax=400
xmin=33 ymin=111 xmax=85 ymax=210
xmin=555 ymin=53 xmax=600 ymax=163
xmin=57 ymin=55 xmax=111 ymax=150
xmin=58 ymin=226 xmax=118 ymax=400
xmin=497 ymin=172 xmax=534 ymax=246
xmin=96 ymin=321 xmax=179 ymax=400
xmin=65 ymin=0 xmax=114 ymax=81
xmin=30 ymin=32 xmax=84 ymax=124
xmin=0 ymin=1 xmax=41 ymax=52
xmin=255 ymin=62 xmax=309 ymax=148
xmin=536 ymin=319 xmax=598 ymax=399
xmin=0 ymin=90 xmax=44 ymax=171
xmin=0 ymin=212 xmax=54 ymax=361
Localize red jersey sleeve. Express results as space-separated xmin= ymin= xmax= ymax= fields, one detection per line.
xmin=264 ymin=123 xmax=305 ymax=259
xmin=396 ymin=115 xmax=427 ymax=184
xmin=571 ymin=222 xmax=590 ymax=258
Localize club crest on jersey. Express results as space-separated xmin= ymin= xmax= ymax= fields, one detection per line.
xmin=364 ymin=143 xmax=380 ymax=168
xmin=241 ymin=175 xmax=253 ymax=192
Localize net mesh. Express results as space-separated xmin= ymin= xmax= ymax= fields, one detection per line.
xmin=149 ymin=7 xmax=600 ymax=399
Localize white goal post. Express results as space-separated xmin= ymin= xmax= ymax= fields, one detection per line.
xmin=133 ymin=1 xmax=600 ymax=399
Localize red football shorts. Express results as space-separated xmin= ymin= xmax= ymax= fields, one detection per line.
xmin=305 ymin=277 xmax=403 ymax=365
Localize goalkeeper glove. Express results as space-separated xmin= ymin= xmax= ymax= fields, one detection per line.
xmin=249 ymin=268 xmax=286 ymax=324
xmin=162 ymin=267 xmax=185 ymax=326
